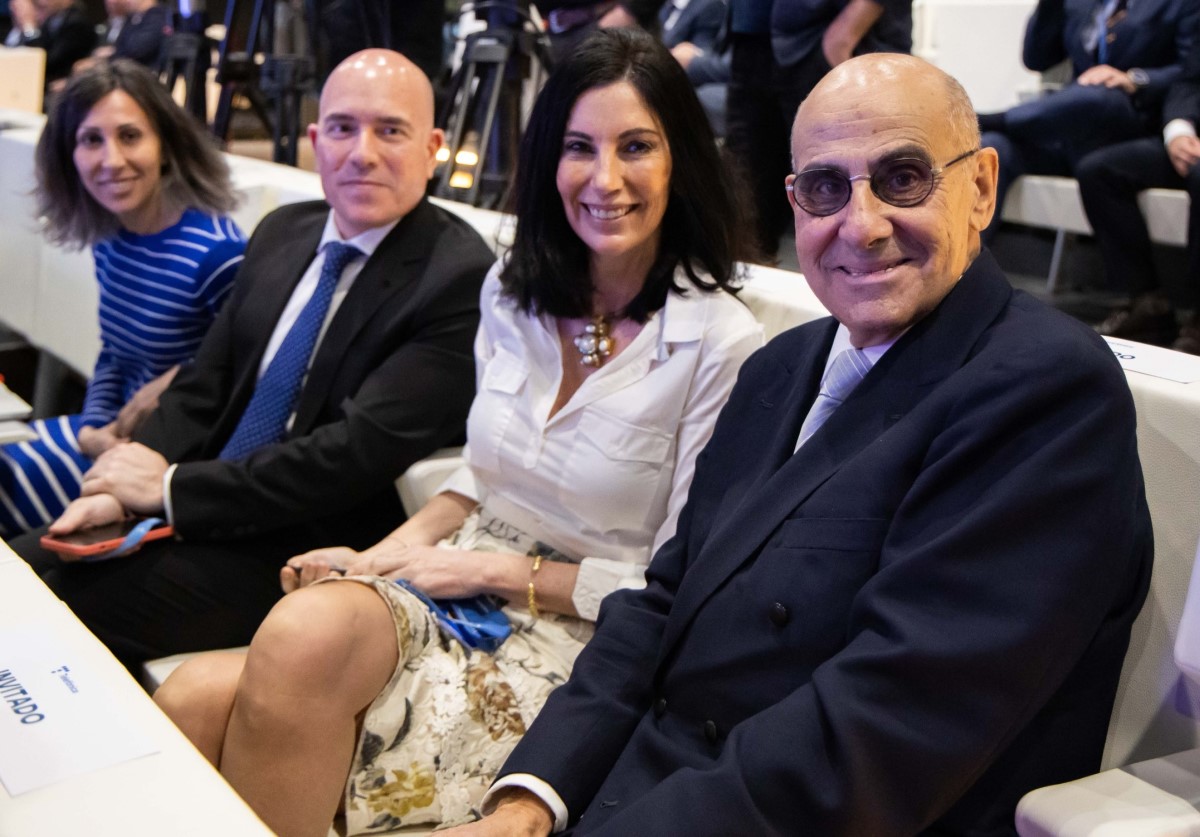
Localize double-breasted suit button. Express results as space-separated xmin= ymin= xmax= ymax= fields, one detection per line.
xmin=703 ymin=720 xmax=718 ymax=744
xmin=769 ymin=602 xmax=789 ymax=627
xmin=654 ymin=698 xmax=667 ymax=717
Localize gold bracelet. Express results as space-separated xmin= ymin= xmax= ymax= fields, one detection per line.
xmin=527 ymin=554 xmax=544 ymax=619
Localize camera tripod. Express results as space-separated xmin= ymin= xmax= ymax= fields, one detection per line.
xmin=434 ymin=1 xmax=553 ymax=209
xmin=207 ymin=0 xmax=316 ymax=166
xmin=161 ymin=0 xmax=210 ymax=125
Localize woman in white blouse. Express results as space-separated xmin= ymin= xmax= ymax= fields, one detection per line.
xmin=155 ymin=29 xmax=764 ymax=837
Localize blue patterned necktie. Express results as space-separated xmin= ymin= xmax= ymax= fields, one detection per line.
xmin=220 ymin=241 xmax=363 ymax=460
xmin=795 ymin=347 xmax=871 ymax=450
xmin=1087 ymin=0 xmax=1126 ymax=64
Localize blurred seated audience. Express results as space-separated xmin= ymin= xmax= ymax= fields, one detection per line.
xmin=536 ymin=0 xmax=665 ymax=63
xmin=8 ymin=49 xmax=494 ymax=675
xmin=1078 ymin=23 xmax=1200 ymax=352
xmin=979 ymin=0 xmax=1196 ymax=240
xmin=724 ymin=0 xmax=915 ymax=259
xmin=51 ymin=0 xmax=169 ymax=93
xmin=0 ymin=59 xmax=244 ymax=538
xmin=661 ymin=0 xmax=729 ymax=136
xmin=314 ymin=0 xmax=443 ymax=84
xmin=91 ymin=0 xmax=168 ymax=68
xmin=4 ymin=0 xmax=96 ymax=88
xmin=152 ymin=29 xmax=762 ymax=837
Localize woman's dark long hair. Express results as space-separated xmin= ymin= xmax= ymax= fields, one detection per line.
xmin=35 ymin=59 xmax=238 ymax=249
xmin=501 ymin=28 xmax=756 ymax=322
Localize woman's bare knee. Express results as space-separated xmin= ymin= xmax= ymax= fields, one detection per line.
xmin=154 ymin=651 xmax=247 ymax=765
xmin=238 ymin=582 xmax=398 ymax=718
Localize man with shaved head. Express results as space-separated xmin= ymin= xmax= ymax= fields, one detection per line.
xmin=12 ymin=49 xmax=494 ymax=670
xmin=451 ymin=54 xmax=1151 ymax=836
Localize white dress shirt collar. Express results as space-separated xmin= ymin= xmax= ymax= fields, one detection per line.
xmin=317 ymin=211 xmax=398 ymax=257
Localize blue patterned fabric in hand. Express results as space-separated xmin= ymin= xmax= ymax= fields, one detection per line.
xmin=220 ymin=242 xmax=363 ymax=460
xmin=393 ymin=579 xmax=512 ymax=653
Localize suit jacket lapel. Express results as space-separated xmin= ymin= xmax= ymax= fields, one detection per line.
xmin=657 ymin=251 xmax=1015 ymax=663
xmin=292 ymin=200 xmax=436 ymax=434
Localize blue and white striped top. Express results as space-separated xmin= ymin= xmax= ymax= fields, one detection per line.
xmin=82 ymin=208 xmax=246 ymax=427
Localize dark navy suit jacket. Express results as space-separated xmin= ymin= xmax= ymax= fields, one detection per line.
xmin=499 ymin=250 xmax=1153 ymax=836
xmin=1165 ymin=27 xmax=1200 ymax=124
xmin=111 ymin=3 xmax=169 ymax=67
xmin=771 ymin=0 xmax=911 ymax=67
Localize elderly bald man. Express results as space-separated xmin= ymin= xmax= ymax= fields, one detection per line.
xmin=449 ymin=53 xmax=1152 ymax=837
xmin=12 ymin=49 xmax=495 ymax=672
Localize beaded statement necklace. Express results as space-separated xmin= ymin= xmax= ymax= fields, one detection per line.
xmin=573 ymin=313 xmax=615 ymax=367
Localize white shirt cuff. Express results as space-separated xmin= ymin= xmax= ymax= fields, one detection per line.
xmin=571 ymin=557 xmax=648 ymax=621
xmin=1164 ymin=118 xmax=1197 ymax=147
xmin=162 ymin=463 xmax=178 ymax=527
xmin=436 ymin=462 xmax=480 ymax=502
xmin=482 ymin=774 xmax=569 ymax=833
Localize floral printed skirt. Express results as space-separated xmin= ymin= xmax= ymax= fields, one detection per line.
xmin=337 ymin=510 xmax=591 ymax=835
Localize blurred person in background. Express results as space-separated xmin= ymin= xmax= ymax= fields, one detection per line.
xmin=979 ymin=0 xmax=1197 ymax=240
xmin=724 ymin=0 xmax=913 ymax=259
xmin=661 ymin=0 xmax=729 ymax=136
xmin=1077 ymin=23 xmax=1200 ymax=351
xmin=4 ymin=0 xmax=96 ymax=89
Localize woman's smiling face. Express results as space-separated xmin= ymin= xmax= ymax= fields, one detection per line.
xmin=556 ymin=80 xmax=673 ymax=278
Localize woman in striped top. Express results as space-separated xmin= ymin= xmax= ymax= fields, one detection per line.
xmin=0 ymin=59 xmax=245 ymax=537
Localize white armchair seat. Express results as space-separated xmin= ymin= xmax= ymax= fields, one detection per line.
xmin=1017 ymin=749 xmax=1200 ymax=837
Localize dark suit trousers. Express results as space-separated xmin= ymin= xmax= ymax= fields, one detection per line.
xmin=1077 ymin=136 xmax=1200 ymax=298
xmin=726 ymin=33 xmax=831 ymax=256
xmin=983 ymin=83 xmax=1152 ymax=240
xmin=10 ymin=528 xmax=289 ymax=674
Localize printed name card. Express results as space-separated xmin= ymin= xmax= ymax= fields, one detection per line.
xmin=1104 ymin=338 xmax=1200 ymax=385
xmin=0 ymin=384 xmax=31 ymax=421
xmin=0 ymin=421 xmax=36 ymax=446
xmin=0 ymin=626 xmax=158 ymax=795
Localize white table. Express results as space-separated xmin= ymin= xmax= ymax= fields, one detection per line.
xmin=0 ymin=383 xmax=35 ymax=444
xmin=0 ymin=542 xmax=274 ymax=836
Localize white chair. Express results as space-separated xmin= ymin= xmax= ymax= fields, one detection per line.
xmin=395 ymin=446 xmax=465 ymax=517
xmin=1016 ymin=538 xmax=1200 ymax=836
xmin=999 ymin=175 xmax=1190 ymax=293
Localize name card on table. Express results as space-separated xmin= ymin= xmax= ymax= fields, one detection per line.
xmin=0 ymin=626 xmax=158 ymax=795
xmin=0 ymin=421 xmax=37 ymax=445
xmin=0 ymin=383 xmax=32 ymax=421
xmin=1104 ymin=338 xmax=1200 ymax=384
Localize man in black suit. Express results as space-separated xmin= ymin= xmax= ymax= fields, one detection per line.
xmin=12 ymin=49 xmax=495 ymax=670
xmin=1077 ymin=25 xmax=1200 ymax=352
xmin=445 ymin=54 xmax=1151 ymax=837
xmin=980 ymin=0 xmax=1197 ymax=240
